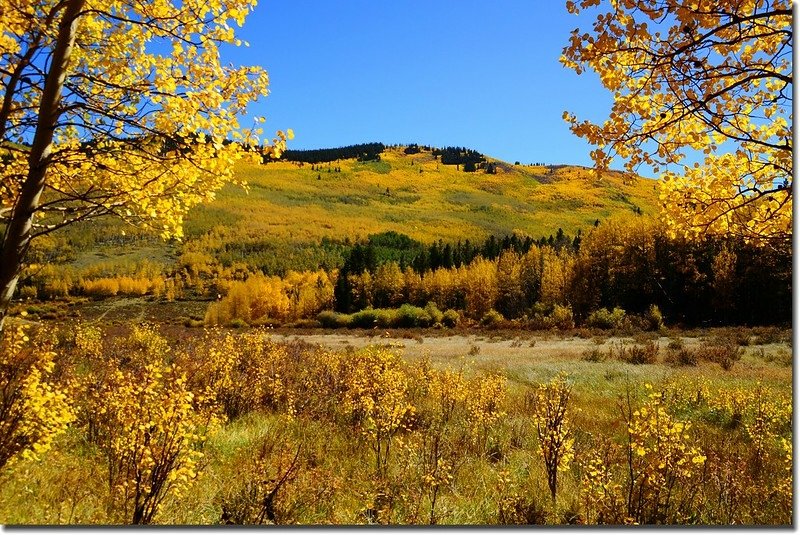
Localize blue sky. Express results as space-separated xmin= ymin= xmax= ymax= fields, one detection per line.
xmin=226 ymin=1 xmax=611 ymax=166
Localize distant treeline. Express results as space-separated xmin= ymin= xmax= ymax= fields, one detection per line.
xmin=334 ymin=230 xmax=580 ymax=313
xmin=331 ymin=224 xmax=791 ymax=327
xmin=276 ymin=142 xmax=494 ymax=172
xmin=433 ymin=146 xmax=485 ymax=166
xmin=278 ymin=142 xmax=386 ymax=164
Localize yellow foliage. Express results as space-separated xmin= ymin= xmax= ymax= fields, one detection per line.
xmin=175 ymin=330 xmax=294 ymax=420
xmin=532 ymin=373 xmax=574 ymax=501
xmin=562 ymin=0 xmax=792 ymax=242
xmin=625 ymin=384 xmax=706 ymax=523
xmin=342 ymin=347 xmax=415 ymax=477
xmin=75 ymin=327 xmax=221 ymax=524
xmin=205 ymin=271 xmax=333 ymax=325
xmin=0 ymin=325 xmax=74 ymax=469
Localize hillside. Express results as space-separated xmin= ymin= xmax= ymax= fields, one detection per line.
xmin=39 ymin=144 xmax=659 ymax=280
xmin=185 ymin=145 xmax=658 ymax=245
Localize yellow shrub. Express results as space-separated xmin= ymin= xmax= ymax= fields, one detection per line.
xmin=178 ymin=330 xmax=293 ymax=420
xmin=532 ymin=373 xmax=574 ymax=501
xmin=81 ymin=278 xmax=120 ymax=297
xmin=343 ymin=347 xmax=415 ymax=477
xmin=78 ymin=357 xmax=221 ymax=524
xmin=625 ymin=384 xmax=706 ymax=523
xmin=0 ymin=325 xmax=74 ymax=470
xmin=466 ymin=374 xmax=506 ymax=454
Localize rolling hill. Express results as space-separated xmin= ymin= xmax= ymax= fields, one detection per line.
xmin=47 ymin=144 xmax=660 ymax=277
xmin=189 ymin=145 xmax=657 ymax=242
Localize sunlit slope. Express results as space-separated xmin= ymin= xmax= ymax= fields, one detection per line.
xmin=185 ymin=146 xmax=659 ymax=244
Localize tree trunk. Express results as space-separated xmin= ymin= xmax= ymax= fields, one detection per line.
xmin=0 ymin=0 xmax=85 ymax=332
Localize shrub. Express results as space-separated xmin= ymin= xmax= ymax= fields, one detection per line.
xmin=228 ymin=318 xmax=249 ymax=329
xmin=586 ymin=307 xmax=627 ymax=330
xmin=80 ymin=278 xmax=119 ymax=297
xmin=350 ymin=308 xmax=379 ymax=329
xmin=219 ymin=432 xmax=302 ymax=525
xmin=442 ymin=309 xmax=460 ymax=328
xmin=643 ymin=304 xmax=664 ymax=331
xmin=466 ymin=375 xmax=506 ymax=454
xmin=613 ymin=341 xmax=658 ymax=365
xmin=317 ymin=310 xmax=350 ymax=329
xmin=550 ymin=304 xmax=575 ymax=330
xmin=0 ymin=325 xmax=74 ymax=471
xmin=396 ymin=304 xmax=431 ymax=328
xmin=480 ymin=309 xmax=505 ymax=329
xmin=424 ymin=302 xmax=444 ymax=325
xmin=751 ymin=327 xmax=787 ymax=345
xmin=18 ymin=285 xmax=38 ymax=300
xmin=343 ymin=347 xmax=414 ymax=478
xmin=78 ymin=360 xmax=221 ymax=523
xmin=664 ymin=339 xmax=698 ymax=367
xmin=697 ymin=342 xmax=743 ymax=371
xmin=581 ymin=348 xmax=607 ymax=363
xmin=623 ymin=385 xmax=706 ymax=523
xmin=531 ymin=374 xmax=573 ymax=502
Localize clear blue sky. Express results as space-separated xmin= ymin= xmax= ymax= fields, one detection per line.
xmin=226 ymin=0 xmax=611 ymax=166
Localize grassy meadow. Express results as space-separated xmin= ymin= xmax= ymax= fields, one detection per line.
xmin=0 ymin=323 xmax=791 ymax=525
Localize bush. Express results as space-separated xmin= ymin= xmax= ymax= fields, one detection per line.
xmin=527 ymin=303 xmax=574 ymax=330
xmin=442 ymin=309 xmax=460 ymax=328
xmin=613 ymin=341 xmax=658 ymax=364
xmin=396 ymin=304 xmax=431 ymax=328
xmin=350 ymin=308 xmax=379 ymax=329
xmin=751 ymin=327 xmax=787 ymax=345
xmin=0 ymin=325 xmax=74 ymax=470
xmin=76 ymin=335 xmax=221 ymax=524
xmin=586 ymin=307 xmax=626 ymax=330
xmin=424 ymin=302 xmax=444 ymax=325
xmin=643 ymin=304 xmax=664 ymax=331
xmin=581 ymin=348 xmax=607 ymax=363
xmin=317 ymin=310 xmax=350 ymax=329
xmin=481 ymin=309 xmax=505 ymax=329
xmin=183 ymin=318 xmax=205 ymax=328
xmin=375 ymin=308 xmax=399 ymax=328
xmin=17 ymin=285 xmax=38 ymax=300
xmin=697 ymin=342 xmax=743 ymax=371
xmin=550 ymin=304 xmax=575 ymax=330
xmin=664 ymin=338 xmax=698 ymax=367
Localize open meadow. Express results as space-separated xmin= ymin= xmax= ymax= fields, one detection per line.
xmin=0 ymin=321 xmax=791 ymax=525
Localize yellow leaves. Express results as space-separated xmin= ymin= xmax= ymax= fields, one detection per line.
xmin=627 ymin=385 xmax=706 ymax=484
xmin=466 ymin=374 xmax=506 ymax=429
xmin=70 ymin=325 xmax=223 ymax=522
xmin=2 ymin=0 xmax=287 ymax=246
xmin=0 ymin=325 xmax=74 ymax=469
xmin=561 ymin=0 xmax=792 ymax=243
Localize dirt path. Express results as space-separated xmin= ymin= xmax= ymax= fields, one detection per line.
xmin=89 ymin=297 xmax=147 ymax=324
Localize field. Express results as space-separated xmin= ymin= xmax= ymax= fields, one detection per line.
xmin=0 ymin=322 xmax=791 ymax=525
